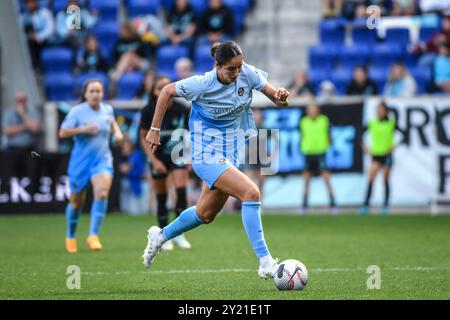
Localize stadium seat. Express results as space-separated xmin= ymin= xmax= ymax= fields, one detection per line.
xmin=89 ymin=0 xmax=119 ymax=21
xmin=223 ymin=0 xmax=250 ymax=34
xmin=308 ymin=68 xmax=331 ymax=93
xmin=194 ymin=44 xmax=215 ymax=73
xmin=319 ymin=18 xmax=345 ymax=46
xmin=385 ymin=28 xmax=410 ymax=48
xmin=419 ymin=26 xmax=439 ymax=42
xmin=368 ymin=66 xmax=388 ymax=92
xmin=410 ymin=67 xmax=432 ymax=93
xmin=41 ymin=47 xmax=73 ymax=74
xmin=156 ymin=45 xmax=189 ymax=75
xmin=189 ymin=0 xmax=208 ymax=18
xmin=127 ymin=0 xmax=160 ymax=18
xmin=371 ymin=43 xmax=404 ymax=69
xmin=338 ymin=45 xmax=370 ymax=70
xmin=93 ymin=22 xmax=119 ymax=62
xmin=160 ymin=0 xmax=174 ymax=11
xmin=18 ymin=0 xmax=48 ymax=12
xmin=44 ymin=73 xmax=75 ymax=101
xmin=331 ymin=68 xmax=353 ymax=95
xmin=351 ymin=27 xmax=378 ymax=47
xmin=117 ymin=72 xmax=145 ymax=100
xmin=75 ymin=72 xmax=109 ymax=97
xmin=53 ymin=0 xmax=69 ymax=13
xmin=308 ymin=45 xmax=338 ymax=71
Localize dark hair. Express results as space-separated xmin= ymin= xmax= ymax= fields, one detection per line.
xmin=80 ymin=79 xmax=104 ymax=103
xmin=378 ymin=101 xmax=391 ymax=119
xmin=150 ymin=75 xmax=171 ymax=99
xmin=210 ymin=41 xmax=243 ymax=66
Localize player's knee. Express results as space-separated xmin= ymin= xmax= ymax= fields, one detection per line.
xmin=242 ymin=186 xmax=260 ymax=202
xmin=95 ymin=189 xmax=109 ymax=200
xmin=196 ymin=209 xmax=217 ymax=224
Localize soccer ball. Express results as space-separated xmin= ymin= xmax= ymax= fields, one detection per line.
xmin=273 ymin=259 xmax=308 ymax=291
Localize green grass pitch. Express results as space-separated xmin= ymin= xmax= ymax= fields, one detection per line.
xmin=0 ymin=213 xmax=449 ymax=299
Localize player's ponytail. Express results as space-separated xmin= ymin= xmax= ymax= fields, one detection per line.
xmin=210 ymin=41 xmax=243 ymax=66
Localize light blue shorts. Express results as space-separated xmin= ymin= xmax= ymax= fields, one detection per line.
xmin=192 ymin=157 xmax=239 ymax=190
xmin=68 ymin=162 xmax=113 ymax=194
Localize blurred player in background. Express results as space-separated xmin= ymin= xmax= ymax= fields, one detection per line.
xmin=143 ymin=41 xmax=290 ymax=279
xmin=139 ymin=76 xmax=192 ymax=251
xmin=300 ymin=103 xmax=337 ymax=214
xmin=59 ymin=80 xmax=124 ymax=253
xmin=359 ymin=101 xmax=396 ymax=215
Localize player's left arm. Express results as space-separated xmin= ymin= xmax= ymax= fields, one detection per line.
xmin=261 ymin=82 xmax=290 ymax=107
xmin=111 ymin=120 xmax=124 ymax=145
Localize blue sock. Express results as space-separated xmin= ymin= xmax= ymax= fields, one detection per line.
xmin=89 ymin=199 xmax=107 ymax=236
xmin=242 ymin=201 xmax=270 ymax=258
xmin=66 ymin=204 xmax=81 ymax=238
xmin=162 ymin=206 xmax=205 ymax=240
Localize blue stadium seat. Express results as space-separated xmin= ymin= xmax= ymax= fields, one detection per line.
xmin=338 ymin=45 xmax=370 ymax=70
xmin=385 ymin=28 xmax=410 ymax=47
xmin=75 ymin=72 xmax=109 ymax=97
xmin=368 ymin=66 xmax=388 ymax=92
xmin=223 ymin=0 xmax=249 ymax=34
xmin=189 ymin=0 xmax=208 ymax=18
xmin=319 ymin=19 xmax=345 ymax=46
xmin=127 ymin=0 xmax=160 ymax=18
xmin=93 ymin=22 xmax=119 ymax=62
xmin=156 ymin=45 xmax=189 ymax=75
xmin=331 ymin=68 xmax=353 ymax=95
xmin=41 ymin=47 xmax=73 ymax=73
xmin=371 ymin=43 xmax=404 ymax=69
xmin=160 ymin=0 xmax=174 ymax=11
xmin=18 ymin=0 xmax=48 ymax=12
xmin=44 ymin=73 xmax=75 ymax=101
xmin=419 ymin=26 xmax=439 ymax=42
xmin=53 ymin=0 xmax=69 ymax=12
xmin=308 ymin=68 xmax=331 ymax=93
xmin=194 ymin=44 xmax=214 ymax=73
xmin=308 ymin=45 xmax=338 ymax=71
xmin=351 ymin=27 xmax=377 ymax=47
xmin=410 ymin=67 xmax=432 ymax=93
xmin=117 ymin=72 xmax=145 ymax=100
xmin=89 ymin=0 xmax=118 ymax=21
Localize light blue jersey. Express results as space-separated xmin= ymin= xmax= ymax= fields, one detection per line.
xmin=175 ymin=63 xmax=268 ymax=188
xmin=61 ymin=102 xmax=115 ymax=193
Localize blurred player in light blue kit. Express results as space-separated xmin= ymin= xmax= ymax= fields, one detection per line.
xmin=143 ymin=41 xmax=290 ymax=279
xmin=59 ymin=80 xmax=124 ymax=253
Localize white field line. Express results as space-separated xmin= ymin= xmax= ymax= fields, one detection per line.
xmin=1 ymin=266 xmax=450 ymax=277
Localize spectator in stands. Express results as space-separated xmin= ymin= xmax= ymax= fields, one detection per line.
xmin=21 ymin=0 xmax=55 ymax=72
xmin=200 ymin=0 xmax=235 ymax=43
xmin=415 ymin=15 xmax=450 ymax=69
xmin=135 ymin=69 xmax=156 ymax=103
xmin=164 ymin=0 xmax=196 ymax=47
xmin=433 ymin=41 xmax=450 ymax=93
xmin=317 ymin=80 xmax=337 ymax=102
xmin=110 ymin=22 xmax=150 ymax=83
xmin=322 ymin=0 xmax=343 ymax=18
xmin=76 ymin=34 xmax=109 ymax=74
xmin=391 ymin=0 xmax=417 ymax=16
xmin=2 ymin=92 xmax=40 ymax=152
xmin=55 ymin=0 xmax=98 ymax=49
xmin=287 ymin=70 xmax=314 ymax=98
xmin=346 ymin=66 xmax=378 ymax=95
xmin=383 ymin=63 xmax=417 ymax=97
xmin=175 ymin=57 xmax=193 ymax=80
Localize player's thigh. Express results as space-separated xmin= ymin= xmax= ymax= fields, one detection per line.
xmin=382 ymin=166 xmax=391 ymax=180
xmin=196 ymin=183 xmax=229 ymax=223
xmin=214 ymin=166 xmax=260 ymax=202
xmin=91 ymin=173 xmax=113 ymax=199
xmin=368 ymin=161 xmax=381 ymax=180
xmin=170 ymin=168 xmax=189 ymax=188
xmin=321 ymin=170 xmax=331 ymax=181
xmin=70 ymin=191 xmax=86 ymax=209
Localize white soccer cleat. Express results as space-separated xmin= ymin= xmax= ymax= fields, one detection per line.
xmin=142 ymin=226 xmax=162 ymax=268
xmin=258 ymin=258 xmax=280 ymax=279
xmin=161 ymin=239 xmax=174 ymax=251
xmin=172 ymin=234 xmax=192 ymax=249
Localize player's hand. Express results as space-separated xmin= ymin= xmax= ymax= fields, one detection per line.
xmin=153 ymin=159 xmax=168 ymax=175
xmin=145 ymin=129 xmax=161 ymax=154
xmin=114 ymin=131 xmax=124 ymax=145
xmin=81 ymin=123 xmax=100 ymax=135
xmin=274 ymin=88 xmax=289 ymax=104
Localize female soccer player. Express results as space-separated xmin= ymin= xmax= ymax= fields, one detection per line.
xmin=139 ymin=76 xmax=191 ymax=251
xmin=143 ymin=41 xmax=289 ymax=279
xmin=359 ymin=101 xmax=396 ymax=215
xmin=59 ymin=80 xmax=124 ymax=253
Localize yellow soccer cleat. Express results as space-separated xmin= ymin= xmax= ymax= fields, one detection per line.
xmin=86 ymin=235 xmax=103 ymax=251
xmin=65 ymin=238 xmax=78 ymax=253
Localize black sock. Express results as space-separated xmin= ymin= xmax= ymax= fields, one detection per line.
xmin=364 ymin=182 xmax=373 ymax=206
xmin=175 ymin=187 xmax=187 ymax=217
xmin=303 ymin=193 xmax=308 ymax=208
xmin=384 ymin=180 xmax=390 ymax=207
xmin=156 ymin=193 xmax=168 ymax=228
xmin=330 ymin=194 xmax=336 ymax=207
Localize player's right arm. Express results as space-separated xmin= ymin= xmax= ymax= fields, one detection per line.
xmin=59 ymin=109 xmax=99 ymax=138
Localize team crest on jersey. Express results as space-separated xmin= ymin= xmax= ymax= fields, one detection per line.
xmin=238 ymin=87 xmax=244 ymax=96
